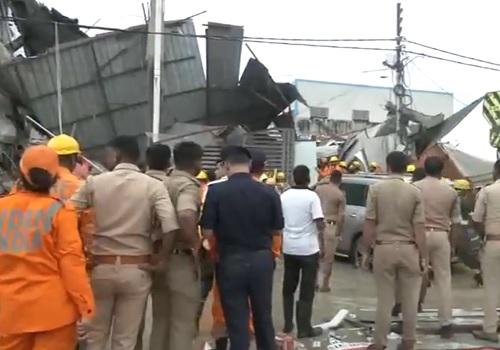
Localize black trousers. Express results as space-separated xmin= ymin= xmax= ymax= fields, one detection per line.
xmin=216 ymin=250 xmax=276 ymax=350
xmin=283 ymin=253 xmax=319 ymax=303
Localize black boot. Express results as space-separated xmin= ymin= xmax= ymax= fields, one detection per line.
xmin=296 ymin=301 xmax=322 ymax=339
xmin=215 ymin=337 xmax=228 ymax=350
xmin=282 ymin=295 xmax=294 ymax=333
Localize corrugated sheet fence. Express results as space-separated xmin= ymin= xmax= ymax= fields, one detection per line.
xmin=202 ymin=128 xmax=295 ymax=177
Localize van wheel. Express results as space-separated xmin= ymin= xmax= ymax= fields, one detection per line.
xmin=351 ymin=235 xmax=363 ymax=268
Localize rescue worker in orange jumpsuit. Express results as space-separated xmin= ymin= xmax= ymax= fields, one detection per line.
xmin=0 ymin=145 xmax=95 ymax=350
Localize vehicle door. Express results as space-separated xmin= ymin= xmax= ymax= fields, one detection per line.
xmin=337 ymin=182 xmax=369 ymax=255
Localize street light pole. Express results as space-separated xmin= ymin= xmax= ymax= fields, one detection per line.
xmin=151 ymin=0 xmax=164 ymax=143
xmin=395 ymin=2 xmax=404 ymax=145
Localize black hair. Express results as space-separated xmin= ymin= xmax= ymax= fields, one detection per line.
xmin=330 ymin=170 xmax=342 ymax=184
xmin=386 ymin=151 xmax=408 ymax=173
xmin=21 ymin=168 xmax=57 ymax=193
xmin=424 ymin=156 xmax=444 ymax=177
xmin=173 ymin=142 xmax=203 ymax=169
xmin=225 ymin=146 xmax=252 ymax=165
xmin=109 ymin=136 xmax=140 ymax=162
xmin=293 ymin=165 xmax=310 ymax=186
xmin=146 ymin=143 xmax=171 ymax=171
xmin=250 ymin=150 xmax=266 ymax=175
xmin=412 ymin=167 xmax=426 ymax=182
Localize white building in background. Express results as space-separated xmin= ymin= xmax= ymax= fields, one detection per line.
xmin=293 ymin=79 xmax=454 ymax=138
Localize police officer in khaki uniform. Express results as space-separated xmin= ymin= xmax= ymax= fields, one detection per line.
xmin=472 ymin=160 xmax=500 ymax=342
xmin=71 ymin=136 xmax=179 ymax=350
xmin=143 ymin=143 xmax=172 ymax=350
xmin=315 ymin=169 xmax=345 ymax=292
xmin=162 ymin=141 xmax=204 ymax=350
xmin=362 ymin=151 xmax=426 ymax=350
xmin=413 ymin=157 xmax=461 ymax=339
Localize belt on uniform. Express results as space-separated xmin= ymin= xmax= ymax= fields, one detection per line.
xmin=172 ymin=248 xmax=193 ymax=256
xmin=426 ymin=227 xmax=448 ymax=232
xmin=486 ymin=235 xmax=500 ymax=241
xmin=375 ymin=240 xmax=415 ymax=245
xmin=93 ymin=255 xmax=150 ymax=265
xmin=326 ymin=220 xmax=336 ymax=225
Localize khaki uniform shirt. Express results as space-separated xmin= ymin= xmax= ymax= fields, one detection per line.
xmin=165 ymin=169 xmax=201 ymax=249
xmin=146 ymin=169 xmax=169 ymax=241
xmin=472 ymin=180 xmax=500 ymax=235
xmin=366 ymin=176 xmax=425 ymax=241
xmin=71 ymin=163 xmax=179 ymax=256
xmin=414 ymin=177 xmax=461 ymax=232
xmin=315 ymin=178 xmax=346 ymax=222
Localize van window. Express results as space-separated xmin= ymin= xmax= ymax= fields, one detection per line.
xmin=341 ymin=183 xmax=368 ymax=207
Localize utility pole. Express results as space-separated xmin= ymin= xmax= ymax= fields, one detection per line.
xmin=151 ymin=0 xmax=164 ymax=143
xmin=395 ymin=2 xmax=404 ymax=146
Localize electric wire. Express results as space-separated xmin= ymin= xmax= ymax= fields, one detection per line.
xmin=0 ymin=15 xmax=395 ymax=44
xmin=407 ymin=40 xmax=500 ymax=68
xmin=1 ymin=16 xmax=500 ymax=73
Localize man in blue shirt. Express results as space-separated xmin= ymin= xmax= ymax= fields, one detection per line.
xmin=201 ymin=146 xmax=284 ymax=350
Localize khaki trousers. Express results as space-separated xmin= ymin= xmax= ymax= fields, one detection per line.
xmin=319 ymin=223 xmax=338 ymax=285
xmin=149 ymin=272 xmax=168 ymax=350
xmin=373 ymin=244 xmax=421 ymax=347
xmin=86 ymin=264 xmax=152 ymax=350
xmin=426 ymin=230 xmax=452 ymax=326
xmin=153 ymin=254 xmax=200 ymax=350
xmin=0 ymin=323 xmax=76 ymax=350
xmin=481 ymin=241 xmax=500 ymax=333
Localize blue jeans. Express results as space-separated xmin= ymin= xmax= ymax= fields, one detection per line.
xmin=216 ymin=250 xmax=276 ymax=350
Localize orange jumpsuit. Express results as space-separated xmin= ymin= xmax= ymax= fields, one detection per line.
xmin=11 ymin=167 xmax=94 ymax=254
xmin=0 ymin=191 xmax=94 ymax=350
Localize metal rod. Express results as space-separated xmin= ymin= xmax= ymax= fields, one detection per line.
xmin=54 ymin=21 xmax=63 ymax=134
xmin=25 ymin=115 xmax=105 ymax=173
xmin=151 ymin=0 xmax=164 ymax=143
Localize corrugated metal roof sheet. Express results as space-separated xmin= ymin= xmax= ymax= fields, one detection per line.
xmin=0 ymin=19 xmax=206 ymax=150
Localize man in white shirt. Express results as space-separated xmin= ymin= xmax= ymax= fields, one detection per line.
xmin=281 ymin=165 xmax=325 ymax=339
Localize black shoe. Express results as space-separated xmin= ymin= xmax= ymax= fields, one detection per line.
xmin=215 ymin=337 xmax=229 ymax=350
xmin=440 ymin=324 xmax=453 ymax=339
xmin=391 ymin=303 xmax=401 ymax=317
xmin=296 ymin=301 xmax=323 ymax=339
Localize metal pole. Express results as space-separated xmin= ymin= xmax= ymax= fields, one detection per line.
xmin=395 ymin=3 xmax=402 ymax=144
xmin=151 ymin=0 xmax=164 ymax=143
xmin=54 ymin=21 xmax=63 ymax=134
xmin=25 ymin=115 xmax=105 ymax=173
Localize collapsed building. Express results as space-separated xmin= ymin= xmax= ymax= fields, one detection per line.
xmin=0 ymin=0 xmax=305 ymax=192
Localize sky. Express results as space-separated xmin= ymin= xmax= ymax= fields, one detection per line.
xmin=41 ymin=0 xmax=500 ymax=160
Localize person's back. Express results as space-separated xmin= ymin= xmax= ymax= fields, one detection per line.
xmin=0 ymin=145 xmax=94 ymax=350
xmin=281 ymin=188 xmax=322 ymax=255
xmin=314 ymin=171 xmax=345 ymax=292
xmin=315 ymin=177 xmax=344 ymax=222
xmin=88 ymin=167 xmax=164 ymax=255
xmin=201 ymin=146 xmax=284 ymax=350
xmin=210 ymin=173 xmax=279 ymax=254
xmin=363 ymin=151 xmax=425 ymax=350
xmin=414 ymin=177 xmax=458 ymax=231
xmin=369 ymin=178 xmax=421 ymax=241
xmin=280 ymin=165 xmax=324 ymax=339
xmin=71 ymin=136 xmax=178 ymax=350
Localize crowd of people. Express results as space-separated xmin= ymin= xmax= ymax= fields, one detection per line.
xmin=1 ymin=133 xmax=500 ymax=350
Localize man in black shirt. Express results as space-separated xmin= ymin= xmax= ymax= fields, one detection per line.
xmin=201 ymin=146 xmax=284 ymax=350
